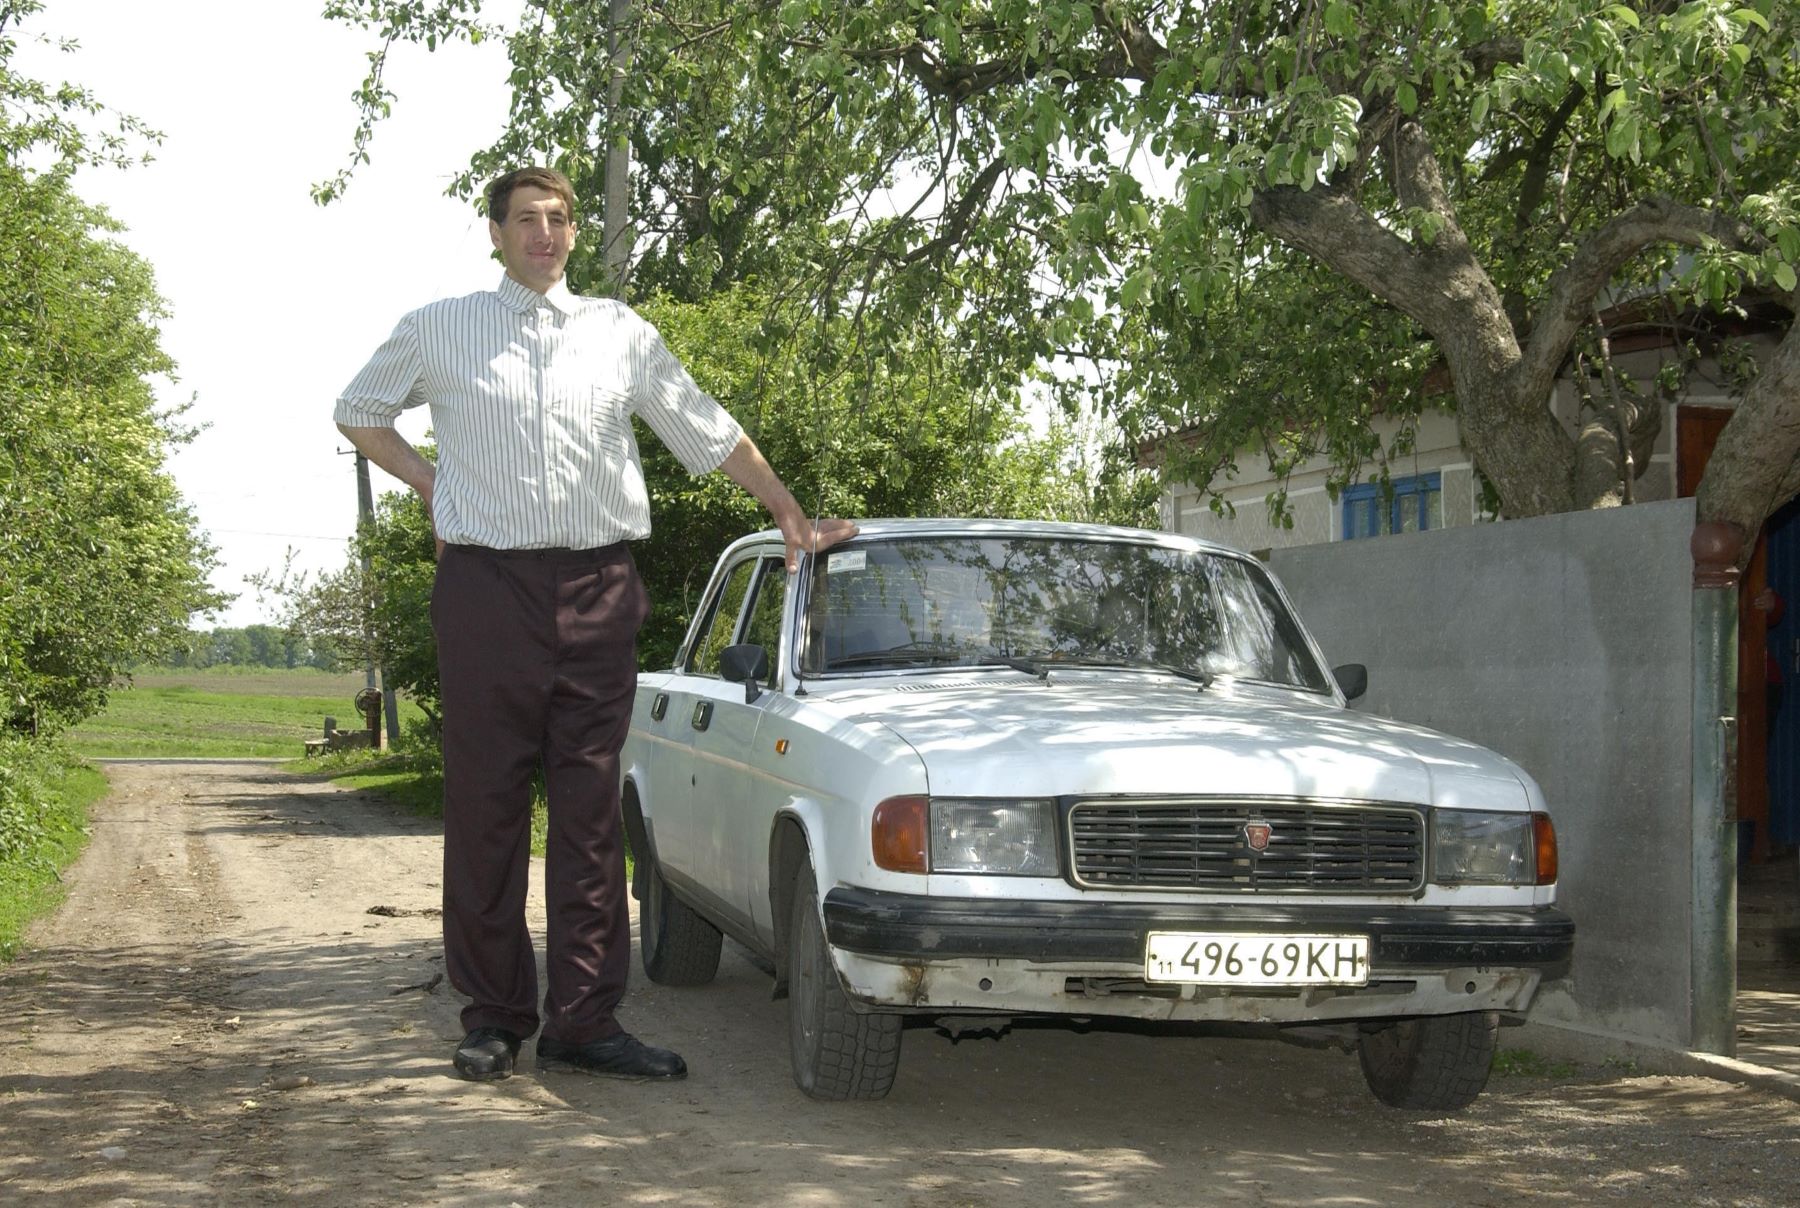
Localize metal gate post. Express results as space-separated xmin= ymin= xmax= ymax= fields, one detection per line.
xmin=1690 ymin=523 xmax=1740 ymax=1056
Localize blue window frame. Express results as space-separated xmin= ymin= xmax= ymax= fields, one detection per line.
xmin=1341 ymin=472 xmax=1443 ymax=540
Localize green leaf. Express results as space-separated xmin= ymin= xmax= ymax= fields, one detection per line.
xmin=1605 ymin=114 xmax=1632 ymax=159
xmin=778 ymin=0 xmax=811 ymax=32
xmin=1605 ymin=5 xmax=1641 ymax=29
xmin=1120 ymin=267 xmax=1155 ymax=309
xmin=1324 ymin=1 xmax=1355 ymax=38
xmin=1775 ymin=262 xmax=1798 ymax=293
xmin=1470 ymin=91 xmax=1490 ymax=126
xmin=1396 ymin=81 xmax=1418 ymax=115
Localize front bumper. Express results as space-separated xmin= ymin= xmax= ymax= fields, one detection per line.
xmin=823 ymin=888 xmax=1574 ymax=969
xmin=821 ymin=887 xmax=1574 ymax=1023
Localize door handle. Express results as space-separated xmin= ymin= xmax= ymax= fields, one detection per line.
xmin=650 ymin=692 xmax=669 ymax=721
xmin=691 ymin=700 xmax=713 ymax=731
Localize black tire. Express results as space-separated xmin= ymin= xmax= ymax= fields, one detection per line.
xmin=1358 ymin=1011 xmax=1498 ymax=1111
xmin=787 ymin=862 xmax=902 ymax=1100
xmin=639 ymin=851 xmax=722 ymax=986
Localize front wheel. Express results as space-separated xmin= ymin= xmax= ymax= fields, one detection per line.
xmin=787 ymin=862 xmax=902 ymax=1100
xmin=1358 ymin=1011 xmax=1498 ymax=1111
xmin=639 ymin=850 xmax=722 ymax=985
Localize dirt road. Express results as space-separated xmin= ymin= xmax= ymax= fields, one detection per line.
xmin=3 ymin=761 xmax=1797 ymax=1207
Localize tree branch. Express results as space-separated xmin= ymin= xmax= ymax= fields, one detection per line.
xmin=903 ymin=156 xmax=1008 ymax=267
xmin=1464 ymin=37 xmax=1523 ymax=79
xmin=1518 ymin=198 xmax=1760 ymax=405
xmin=1247 ymin=185 xmax=1444 ymax=328
xmin=1386 ymin=118 xmax=1460 ymax=232
xmin=1091 ymin=6 xmax=1169 ymax=82
xmin=1514 ymin=83 xmax=1587 ymax=234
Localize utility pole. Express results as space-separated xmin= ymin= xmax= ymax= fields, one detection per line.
xmin=1689 ymin=522 xmax=1741 ymax=1055
xmin=601 ymin=0 xmax=633 ymax=298
xmin=354 ymin=451 xmax=402 ymax=747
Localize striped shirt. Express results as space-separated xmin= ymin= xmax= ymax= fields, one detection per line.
xmin=335 ymin=274 xmax=744 ymax=549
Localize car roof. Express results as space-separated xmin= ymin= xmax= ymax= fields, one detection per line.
xmin=722 ymin=517 xmax=1248 ymax=561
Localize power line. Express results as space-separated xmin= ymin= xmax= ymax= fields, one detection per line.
xmin=205 ymin=528 xmax=351 ymax=541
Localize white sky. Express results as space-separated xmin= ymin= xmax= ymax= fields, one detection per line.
xmin=12 ymin=0 xmax=524 ymax=627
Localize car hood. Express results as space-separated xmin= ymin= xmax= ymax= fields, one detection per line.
xmin=815 ymin=675 xmax=1533 ymax=810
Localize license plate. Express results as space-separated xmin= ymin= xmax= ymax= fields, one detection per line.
xmin=1145 ymin=932 xmax=1370 ymax=986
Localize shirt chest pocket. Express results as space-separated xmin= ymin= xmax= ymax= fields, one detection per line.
xmin=588 ymin=385 xmax=633 ymax=452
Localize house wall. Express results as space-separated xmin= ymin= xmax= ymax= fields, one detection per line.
xmin=1269 ymin=498 xmax=1698 ymax=1049
xmin=1162 ymin=336 xmax=1771 ymax=556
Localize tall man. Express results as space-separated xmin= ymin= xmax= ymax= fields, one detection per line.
xmin=335 ymin=167 xmax=855 ymax=1082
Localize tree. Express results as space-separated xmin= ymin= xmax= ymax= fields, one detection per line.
xmin=209 ymin=629 xmax=255 ymax=667
xmin=326 ymin=0 xmax=1799 ymax=558
xmin=319 ymin=0 xmax=1151 ymax=491
xmin=0 ymin=1 xmax=222 ymax=733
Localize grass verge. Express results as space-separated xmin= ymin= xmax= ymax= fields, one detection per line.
xmin=307 ymin=748 xmax=552 ymax=859
xmin=64 ymin=667 xmax=426 ymax=759
xmin=0 ymin=743 xmax=109 ymax=962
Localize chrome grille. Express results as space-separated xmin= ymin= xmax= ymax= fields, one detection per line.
xmin=1068 ymin=799 xmax=1424 ymax=893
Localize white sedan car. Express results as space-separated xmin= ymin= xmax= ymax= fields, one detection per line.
xmin=621 ymin=519 xmax=1573 ymax=1110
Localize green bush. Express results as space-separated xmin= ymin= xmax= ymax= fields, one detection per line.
xmin=0 ymin=734 xmax=67 ymax=865
xmin=0 ymin=735 xmax=103 ymax=960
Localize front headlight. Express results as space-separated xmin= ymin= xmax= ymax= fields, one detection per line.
xmin=1432 ymin=809 xmax=1555 ymax=886
xmin=930 ymin=798 xmax=1059 ymax=876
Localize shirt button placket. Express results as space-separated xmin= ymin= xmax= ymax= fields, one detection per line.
xmin=544 ymin=310 xmax=563 ymax=536
xmin=533 ymin=307 xmax=552 ymax=543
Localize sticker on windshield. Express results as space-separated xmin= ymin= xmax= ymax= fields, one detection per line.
xmin=827 ymin=550 xmax=867 ymax=573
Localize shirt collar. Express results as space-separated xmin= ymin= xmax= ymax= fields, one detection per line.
xmin=497 ymin=273 xmax=578 ymax=317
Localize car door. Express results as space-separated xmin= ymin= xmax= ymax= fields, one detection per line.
xmin=682 ymin=552 xmax=791 ymax=928
xmin=719 ymin=553 xmax=792 ymax=929
xmin=644 ymin=550 xmax=761 ymax=923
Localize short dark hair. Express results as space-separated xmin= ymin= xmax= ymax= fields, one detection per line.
xmin=486 ymin=167 xmax=576 ymax=224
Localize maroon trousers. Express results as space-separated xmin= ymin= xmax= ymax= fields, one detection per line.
xmin=431 ymin=542 xmax=649 ymax=1043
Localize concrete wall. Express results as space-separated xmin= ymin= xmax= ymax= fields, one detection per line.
xmin=1270 ymin=498 xmax=1698 ymax=1048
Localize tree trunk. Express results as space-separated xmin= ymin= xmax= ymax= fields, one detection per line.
xmin=1251 ymin=180 xmax=1578 ymax=518
xmin=1695 ymin=316 xmax=1800 ymax=562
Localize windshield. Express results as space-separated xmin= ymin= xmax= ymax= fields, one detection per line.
xmin=799 ymin=536 xmax=1330 ymax=691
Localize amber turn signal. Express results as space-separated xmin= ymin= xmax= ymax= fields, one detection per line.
xmin=872 ymin=795 xmax=929 ymax=874
xmin=1532 ymin=812 xmax=1558 ymax=886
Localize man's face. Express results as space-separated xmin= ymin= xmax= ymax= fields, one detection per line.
xmin=489 ymin=185 xmax=575 ymax=293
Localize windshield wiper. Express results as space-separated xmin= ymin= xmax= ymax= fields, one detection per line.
xmin=1025 ymin=655 xmax=1214 ymax=689
xmin=824 ymin=641 xmax=964 ymax=670
xmin=966 ymin=654 xmax=1050 ymax=681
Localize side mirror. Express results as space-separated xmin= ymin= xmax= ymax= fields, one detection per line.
xmin=1332 ymin=663 xmax=1368 ymax=704
xmin=720 ymin=643 xmax=772 ymax=704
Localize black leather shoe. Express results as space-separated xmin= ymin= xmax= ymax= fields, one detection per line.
xmin=453 ymin=1026 xmax=523 ymax=1081
xmin=537 ymin=1032 xmax=688 ymax=1080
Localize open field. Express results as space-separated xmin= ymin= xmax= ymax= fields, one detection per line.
xmin=62 ymin=667 xmax=425 ymax=759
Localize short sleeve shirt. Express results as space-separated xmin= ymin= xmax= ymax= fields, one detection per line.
xmin=334 ymin=274 xmax=744 ymax=549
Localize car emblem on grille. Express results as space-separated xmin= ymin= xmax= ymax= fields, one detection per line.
xmin=1243 ymin=820 xmax=1273 ymax=853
